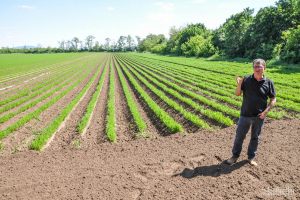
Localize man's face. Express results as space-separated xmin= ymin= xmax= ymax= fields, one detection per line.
xmin=253 ymin=64 xmax=265 ymax=74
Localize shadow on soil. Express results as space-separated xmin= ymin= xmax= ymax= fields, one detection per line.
xmin=174 ymin=160 xmax=248 ymax=178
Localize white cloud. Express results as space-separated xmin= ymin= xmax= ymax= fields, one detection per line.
xmin=154 ymin=2 xmax=175 ymax=11
xmin=106 ymin=6 xmax=115 ymax=12
xmin=18 ymin=5 xmax=35 ymax=10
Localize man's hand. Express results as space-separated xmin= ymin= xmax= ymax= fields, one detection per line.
xmin=235 ymin=76 xmax=244 ymax=96
xmin=236 ymin=76 xmax=244 ymax=85
xmin=258 ymin=111 xmax=267 ymax=119
xmin=258 ymin=97 xmax=276 ymax=119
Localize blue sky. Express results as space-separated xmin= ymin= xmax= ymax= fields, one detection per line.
xmin=0 ymin=0 xmax=277 ymax=47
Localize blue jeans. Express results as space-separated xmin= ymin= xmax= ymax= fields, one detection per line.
xmin=232 ymin=116 xmax=265 ymax=160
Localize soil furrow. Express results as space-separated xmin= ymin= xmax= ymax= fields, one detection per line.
xmin=114 ymin=56 xmax=160 ymax=139
xmin=81 ymin=61 xmax=110 ymax=148
xmin=121 ymin=61 xmax=200 ymax=134
xmin=48 ymin=61 xmax=106 ymax=150
xmin=0 ymin=119 xmax=298 ymax=199
xmin=0 ymin=65 xmax=98 ymax=155
xmin=112 ymin=58 xmax=133 ymax=142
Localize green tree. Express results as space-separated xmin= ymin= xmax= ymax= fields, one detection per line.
xmin=212 ymin=8 xmax=254 ymax=57
xmin=117 ymin=36 xmax=127 ymax=51
xmin=275 ymin=25 xmax=300 ymax=63
xmin=104 ymin=38 xmax=111 ymax=51
xmin=174 ymin=23 xmax=210 ymax=55
xmin=150 ymin=42 xmax=167 ymax=54
xmin=126 ymin=35 xmax=134 ymax=51
xmin=181 ymin=35 xmax=216 ymax=57
xmin=244 ymin=0 xmax=299 ymax=59
xmin=85 ymin=35 xmax=95 ymax=51
xmin=71 ymin=37 xmax=80 ymax=51
xmin=138 ymin=34 xmax=166 ymax=52
xmin=166 ymin=26 xmax=181 ymax=54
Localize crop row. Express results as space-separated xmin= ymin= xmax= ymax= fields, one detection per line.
xmin=77 ymin=58 xmax=109 ymax=135
xmin=0 ymin=68 xmax=84 ymax=124
xmin=117 ymin=56 xmax=211 ymax=129
xmin=0 ymin=66 xmax=77 ymax=107
xmin=123 ymin=55 xmax=294 ymax=116
xmin=131 ymin=55 xmax=300 ymax=103
xmin=121 ymin=55 xmax=286 ymax=118
xmin=30 ymin=63 xmax=104 ymax=150
xmin=117 ymin=55 xmax=236 ymax=125
xmin=119 ymin=56 xmax=237 ymax=122
xmin=116 ymin=57 xmax=183 ymax=133
xmin=135 ymin=54 xmax=300 ymax=89
xmin=0 ymin=53 xmax=98 ymax=84
xmin=0 ymin=67 xmax=84 ymax=114
xmin=113 ymin=57 xmax=147 ymax=135
xmin=105 ymin=60 xmax=117 ymax=142
xmin=0 ymin=65 xmax=95 ymax=140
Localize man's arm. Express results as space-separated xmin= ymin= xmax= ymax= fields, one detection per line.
xmin=258 ymin=97 xmax=276 ymax=119
xmin=259 ymin=80 xmax=276 ymax=119
xmin=235 ymin=76 xmax=243 ymax=96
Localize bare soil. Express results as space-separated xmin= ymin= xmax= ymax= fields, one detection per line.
xmin=47 ymin=63 xmax=106 ymax=150
xmin=80 ymin=64 xmax=109 ymax=147
xmin=0 ymin=118 xmax=299 ymax=200
xmin=116 ymin=61 xmax=159 ymax=139
xmin=112 ymin=59 xmax=135 ymax=141
xmin=0 ymin=66 xmax=97 ymax=154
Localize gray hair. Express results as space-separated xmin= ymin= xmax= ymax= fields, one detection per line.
xmin=253 ymin=58 xmax=266 ymax=68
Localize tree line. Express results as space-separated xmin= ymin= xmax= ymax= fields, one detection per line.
xmin=1 ymin=0 xmax=299 ymax=63
xmin=0 ymin=34 xmax=140 ymax=54
xmin=138 ymin=0 xmax=299 ymax=63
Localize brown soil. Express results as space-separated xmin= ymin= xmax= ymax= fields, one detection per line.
xmin=127 ymin=61 xmax=224 ymax=129
xmin=114 ymin=58 xmax=159 ymax=139
xmin=113 ymin=58 xmax=140 ymax=142
xmin=0 ymin=65 xmax=97 ymax=154
xmin=126 ymin=57 xmax=241 ymax=114
xmin=0 ymin=54 xmax=298 ymax=199
xmin=0 ymin=67 xmax=75 ymax=104
xmin=0 ymin=67 xmax=68 ymax=97
xmin=118 ymin=62 xmax=174 ymax=136
xmin=0 ymin=76 xmax=81 ymax=153
xmin=124 ymin=63 xmax=200 ymax=134
xmin=47 ymin=62 xmax=105 ymax=150
xmin=80 ymin=63 xmax=110 ymax=147
xmin=0 ymin=70 xmax=82 ymax=130
xmin=0 ymin=72 xmax=48 ymax=90
xmin=0 ymin=119 xmax=298 ymax=200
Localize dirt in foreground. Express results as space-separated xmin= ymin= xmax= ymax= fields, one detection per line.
xmin=0 ymin=119 xmax=299 ymax=200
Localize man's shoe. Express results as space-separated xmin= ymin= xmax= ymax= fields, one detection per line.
xmin=224 ymin=157 xmax=238 ymax=165
xmin=248 ymin=159 xmax=258 ymax=166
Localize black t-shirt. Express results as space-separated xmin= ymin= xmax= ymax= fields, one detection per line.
xmin=240 ymin=74 xmax=276 ymax=117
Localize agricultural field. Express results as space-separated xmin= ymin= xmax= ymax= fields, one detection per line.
xmin=0 ymin=52 xmax=299 ymax=153
xmin=0 ymin=53 xmax=299 ymax=199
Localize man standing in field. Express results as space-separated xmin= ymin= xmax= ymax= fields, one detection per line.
xmin=224 ymin=59 xmax=276 ymax=166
